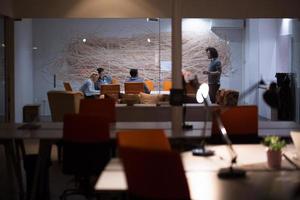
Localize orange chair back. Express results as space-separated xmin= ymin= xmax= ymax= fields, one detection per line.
xmin=162 ymin=80 xmax=172 ymax=91
xmin=100 ymin=84 xmax=120 ymax=95
xmin=120 ymin=148 xmax=190 ymax=200
xmin=79 ymin=99 xmax=116 ymax=123
xmin=63 ymin=82 xmax=73 ymax=92
xmin=212 ymin=105 xmax=258 ymax=135
xmin=111 ymin=78 xmax=119 ymax=84
xmin=117 ymin=129 xmax=171 ymax=151
xmin=124 ymin=82 xmax=144 ymax=94
xmin=145 ymin=80 xmax=155 ymax=91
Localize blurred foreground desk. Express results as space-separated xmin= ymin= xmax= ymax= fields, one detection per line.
xmin=95 ymin=145 xmax=300 ymax=200
xmin=1 ymin=122 xmax=300 ymax=200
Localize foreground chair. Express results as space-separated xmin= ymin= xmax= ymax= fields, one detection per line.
xmin=79 ymin=98 xmax=116 ymax=123
xmin=61 ymin=114 xmax=112 ymax=200
xmin=117 ymin=129 xmax=171 ymax=151
xmin=120 ymin=147 xmax=190 ymax=200
xmin=210 ymin=105 xmax=259 ymax=144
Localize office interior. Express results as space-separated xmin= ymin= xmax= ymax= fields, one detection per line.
xmin=1 ymin=1 xmax=300 ymax=200
xmin=0 ymin=18 xmax=299 ymax=123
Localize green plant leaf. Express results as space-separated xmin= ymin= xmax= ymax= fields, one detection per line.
xmin=262 ymin=136 xmax=286 ymax=151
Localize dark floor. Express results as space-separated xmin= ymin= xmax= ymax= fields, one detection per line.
xmin=0 ymin=140 xmax=103 ymax=200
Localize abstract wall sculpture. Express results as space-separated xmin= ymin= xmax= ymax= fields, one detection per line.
xmin=45 ymin=25 xmax=231 ymax=91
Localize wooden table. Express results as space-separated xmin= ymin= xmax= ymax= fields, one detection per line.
xmin=95 ymin=145 xmax=300 ymax=200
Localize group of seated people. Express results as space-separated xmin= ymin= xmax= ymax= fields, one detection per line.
xmin=79 ymin=67 xmax=150 ymax=99
xmin=78 ymin=67 xmax=239 ymax=105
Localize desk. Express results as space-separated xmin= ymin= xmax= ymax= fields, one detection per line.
xmin=95 ymin=145 xmax=300 ymax=200
xmin=1 ymin=122 xmax=300 ymax=200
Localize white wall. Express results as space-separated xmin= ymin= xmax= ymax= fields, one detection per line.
xmin=258 ymin=19 xmax=278 ymax=119
xmin=14 ymin=19 xmax=34 ymax=122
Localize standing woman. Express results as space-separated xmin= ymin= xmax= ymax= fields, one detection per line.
xmin=203 ymin=47 xmax=222 ymax=103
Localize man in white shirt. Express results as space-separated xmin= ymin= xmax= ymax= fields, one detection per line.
xmin=80 ymin=72 xmax=100 ymax=98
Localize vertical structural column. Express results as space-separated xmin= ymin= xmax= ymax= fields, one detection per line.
xmin=171 ymin=0 xmax=183 ymax=136
xmin=4 ymin=17 xmax=14 ymax=122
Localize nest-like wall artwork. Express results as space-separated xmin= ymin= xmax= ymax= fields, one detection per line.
xmin=46 ymin=28 xmax=231 ymax=90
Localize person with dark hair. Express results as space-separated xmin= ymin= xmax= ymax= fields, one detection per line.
xmin=126 ymin=69 xmax=150 ymax=94
xmin=95 ymin=67 xmax=112 ymax=90
xmin=203 ymin=47 xmax=222 ymax=103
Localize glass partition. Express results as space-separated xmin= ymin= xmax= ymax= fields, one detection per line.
xmin=13 ymin=18 xmax=300 ymax=123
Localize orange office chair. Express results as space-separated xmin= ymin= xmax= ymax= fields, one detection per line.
xmin=100 ymin=84 xmax=120 ymax=95
xmin=120 ymin=147 xmax=190 ymax=200
xmin=124 ymin=82 xmax=145 ymax=94
xmin=210 ymin=105 xmax=259 ymax=144
xmin=117 ymin=129 xmax=171 ymax=151
xmin=100 ymin=84 xmax=120 ymax=102
xmin=162 ymin=80 xmax=172 ymax=91
xmin=111 ymin=78 xmax=119 ymax=84
xmin=79 ymin=98 xmax=116 ymax=123
xmin=61 ymin=114 xmax=112 ymax=199
xmin=63 ymin=82 xmax=73 ymax=92
xmin=144 ymin=80 xmax=155 ymax=91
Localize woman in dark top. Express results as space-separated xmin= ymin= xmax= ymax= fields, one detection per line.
xmin=203 ymin=47 xmax=222 ymax=103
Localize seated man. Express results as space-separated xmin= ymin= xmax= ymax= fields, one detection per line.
xmin=79 ymin=72 xmax=100 ymax=99
xmin=125 ymin=69 xmax=150 ymax=94
xmin=95 ymin=67 xmax=113 ymax=90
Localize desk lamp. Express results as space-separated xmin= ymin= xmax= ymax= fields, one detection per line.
xmin=215 ymin=112 xmax=246 ymax=178
xmin=192 ymin=83 xmax=214 ymax=156
xmin=215 ymin=80 xmax=267 ymax=178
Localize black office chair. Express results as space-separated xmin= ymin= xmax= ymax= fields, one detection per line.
xmin=60 ymin=114 xmax=112 ymax=200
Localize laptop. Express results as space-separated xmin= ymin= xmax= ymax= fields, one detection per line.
xmin=290 ymin=131 xmax=300 ymax=157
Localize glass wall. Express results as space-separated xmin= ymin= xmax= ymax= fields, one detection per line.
xmin=13 ymin=18 xmax=300 ymax=123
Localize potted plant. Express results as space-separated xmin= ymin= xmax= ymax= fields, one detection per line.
xmin=262 ymin=136 xmax=286 ymax=169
